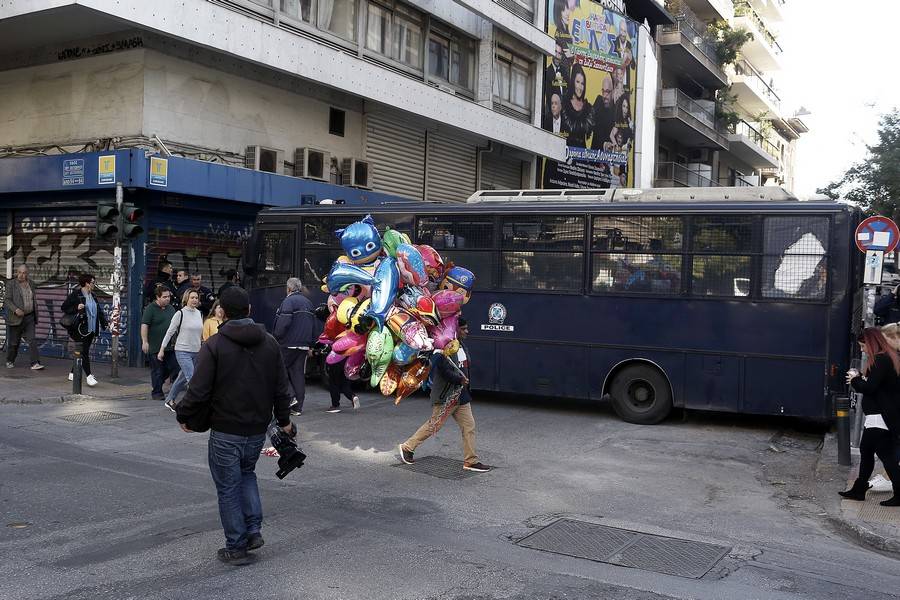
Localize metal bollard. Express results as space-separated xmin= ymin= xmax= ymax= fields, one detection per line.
xmin=72 ymin=350 xmax=83 ymax=395
xmin=835 ymin=393 xmax=851 ymax=466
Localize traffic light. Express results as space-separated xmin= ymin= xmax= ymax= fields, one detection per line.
xmin=120 ymin=203 xmax=145 ymax=240
xmin=96 ymin=200 xmax=119 ymax=240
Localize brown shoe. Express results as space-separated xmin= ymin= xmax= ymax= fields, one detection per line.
xmin=398 ymin=444 xmax=414 ymax=464
xmin=463 ymin=462 xmax=491 ymax=472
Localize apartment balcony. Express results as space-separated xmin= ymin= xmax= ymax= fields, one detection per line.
xmin=657 ymin=18 xmax=728 ymax=89
xmin=751 ymin=0 xmax=784 ymax=23
xmin=656 ymin=88 xmax=729 ymax=150
xmin=677 ymin=0 xmax=734 ymax=21
xmin=728 ymin=59 xmax=781 ymax=115
xmin=733 ymin=1 xmax=782 ymax=71
xmin=726 ymin=119 xmax=779 ymax=168
xmin=655 ymin=162 xmax=721 ymax=187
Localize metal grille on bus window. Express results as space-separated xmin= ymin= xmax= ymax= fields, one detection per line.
xmin=501 ymin=252 xmax=584 ymax=291
xmin=593 ymin=216 xmax=683 ymax=252
xmin=302 ymin=216 xmax=363 ymax=248
xmin=692 ymin=256 xmax=752 ymax=297
xmin=302 ymin=249 xmax=340 ymax=289
xmin=262 ymin=231 xmax=294 ymax=272
xmin=440 ymin=250 xmax=496 ymax=289
xmin=691 ymin=216 xmax=755 ymax=253
xmin=416 ymin=216 xmax=494 ymax=250
xmin=592 ymin=254 xmax=682 ymax=294
xmin=762 ymin=216 xmax=829 ymax=300
xmin=501 ymin=216 xmax=585 ymax=251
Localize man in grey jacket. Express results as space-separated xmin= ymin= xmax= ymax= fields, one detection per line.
xmin=273 ymin=277 xmax=315 ymax=415
xmin=5 ymin=264 xmax=44 ymax=370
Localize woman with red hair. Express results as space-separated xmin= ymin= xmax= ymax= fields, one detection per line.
xmin=842 ymin=328 xmax=900 ymax=506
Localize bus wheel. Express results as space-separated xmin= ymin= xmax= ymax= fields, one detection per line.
xmin=609 ymin=364 xmax=672 ymax=425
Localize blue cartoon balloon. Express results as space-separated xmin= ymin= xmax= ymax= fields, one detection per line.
xmin=439 ymin=266 xmax=475 ymax=304
xmin=327 ymin=256 xmax=399 ymax=331
xmin=336 ymin=215 xmax=382 ymax=265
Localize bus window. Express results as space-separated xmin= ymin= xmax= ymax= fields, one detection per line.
xmin=261 ymin=231 xmax=294 ymax=273
xmin=301 ymin=216 xmax=362 ymax=288
xmin=591 ymin=216 xmax=683 ymax=294
xmin=690 ymin=216 xmax=755 ymax=297
xmin=762 ymin=216 xmax=829 ymax=301
xmin=417 ymin=216 xmax=497 ymax=289
xmin=500 ymin=215 xmax=584 ymax=291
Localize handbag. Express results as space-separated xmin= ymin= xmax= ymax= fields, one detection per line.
xmin=59 ymin=313 xmax=75 ymax=330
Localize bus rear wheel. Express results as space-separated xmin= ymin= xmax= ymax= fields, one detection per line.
xmin=609 ymin=364 xmax=672 ymax=425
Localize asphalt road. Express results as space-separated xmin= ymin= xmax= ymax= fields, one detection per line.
xmin=2 ymin=386 xmax=899 ymax=600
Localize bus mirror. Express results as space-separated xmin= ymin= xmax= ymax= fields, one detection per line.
xmin=242 ymin=231 xmax=260 ymax=276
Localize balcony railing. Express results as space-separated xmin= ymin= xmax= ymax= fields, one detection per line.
xmin=656 ymin=162 xmax=720 ymax=188
xmin=734 ymin=1 xmax=783 ymax=54
xmin=732 ymin=58 xmax=781 ymax=111
xmin=659 ymin=89 xmax=715 ymax=127
xmin=731 ymin=119 xmax=779 ymax=158
xmin=658 ymin=17 xmax=721 ymax=69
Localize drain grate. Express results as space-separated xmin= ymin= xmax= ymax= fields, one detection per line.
xmin=59 ymin=411 xmax=128 ymax=424
xmin=392 ymin=455 xmax=478 ymax=480
xmin=517 ymin=519 xmax=730 ymax=579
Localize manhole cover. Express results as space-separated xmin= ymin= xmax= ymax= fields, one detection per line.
xmin=517 ymin=519 xmax=730 ymax=579
xmin=857 ymin=501 xmax=900 ymax=524
xmin=392 ymin=455 xmax=478 ymax=480
xmin=59 ymin=411 xmax=128 ymax=424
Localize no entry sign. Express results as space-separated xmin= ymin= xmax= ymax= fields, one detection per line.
xmin=855 ymin=216 xmax=900 ymax=254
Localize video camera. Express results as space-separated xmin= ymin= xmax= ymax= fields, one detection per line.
xmin=267 ymin=421 xmax=306 ymax=479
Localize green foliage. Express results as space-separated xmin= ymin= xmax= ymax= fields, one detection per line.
xmin=707 ymin=21 xmax=751 ymax=66
xmin=753 ymin=111 xmax=773 ymax=138
xmin=818 ymin=110 xmax=900 ymax=219
xmin=715 ymin=86 xmax=741 ymax=130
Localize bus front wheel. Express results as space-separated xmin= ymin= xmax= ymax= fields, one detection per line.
xmin=609 ymin=364 xmax=672 ymax=425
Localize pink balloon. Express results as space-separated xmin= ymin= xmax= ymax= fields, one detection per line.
xmin=431 ymin=314 xmax=459 ymax=349
xmin=332 ymin=330 xmax=367 ymax=356
xmin=432 ymin=290 xmax=464 ymax=318
xmin=325 ymin=350 xmax=344 ymax=365
xmin=344 ymin=348 xmax=366 ymax=379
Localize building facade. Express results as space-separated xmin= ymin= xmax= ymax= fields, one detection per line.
xmin=652 ymin=0 xmax=807 ymax=191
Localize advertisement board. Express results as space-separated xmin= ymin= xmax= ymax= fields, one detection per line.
xmin=541 ymin=0 xmax=638 ymax=189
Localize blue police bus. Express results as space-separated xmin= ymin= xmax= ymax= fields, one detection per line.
xmin=244 ymin=187 xmax=861 ymax=424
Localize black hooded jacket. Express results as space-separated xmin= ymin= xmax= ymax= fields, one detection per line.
xmin=850 ymin=353 xmax=900 ymax=434
xmin=177 ymin=318 xmax=292 ymax=435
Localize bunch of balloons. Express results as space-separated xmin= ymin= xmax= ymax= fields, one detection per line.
xmin=316 ymin=215 xmax=475 ymax=403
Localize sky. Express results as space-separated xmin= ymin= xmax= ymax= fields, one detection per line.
xmin=779 ymin=1 xmax=900 ymax=197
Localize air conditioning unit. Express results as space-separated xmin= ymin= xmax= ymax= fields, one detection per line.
xmin=342 ymin=158 xmax=371 ymax=189
xmin=293 ymin=147 xmax=330 ymax=180
xmin=245 ymin=146 xmax=284 ymax=174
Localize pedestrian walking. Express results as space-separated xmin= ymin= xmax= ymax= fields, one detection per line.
xmin=187 ymin=273 xmax=215 ymax=318
xmin=203 ymin=300 xmax=225 ymax=342
xmin=174 ymin=269 xmax=191 ymax=300
xmin=61 ymin=273 xmax=109 ymax=387
xmin=325 ymin=358 xmax=360 ymax=413
xmin=398 ymin=318 xmax=491 ymax=472
xmin=141 ymin=284 xmax=180 ymax=401
xmin=4 ymin=264 xmax=44 ymax=370
xmin=143 ymin=259 xmax=178 ymax=307
xmin=217 ymin=269 xmax=241 ymax=298
xmin=273 ymin=277 xmax=315 ymax=416
xmin=841 ymin=328 xmax=900 ymax=506
xmin=175 ymin=287 xmax=293 ymax=565
xmin=158 ymin=289 xmax=204 ymax=412
xmin=872 ymin=322 xmax=900 ymax=494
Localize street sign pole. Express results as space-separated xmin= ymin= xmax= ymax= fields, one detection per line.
xmin=110 ymin=182 xmax=124 ymax=379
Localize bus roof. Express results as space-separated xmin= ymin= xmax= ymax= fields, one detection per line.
xmin=464 ymin=186 xmax=798 ymax=203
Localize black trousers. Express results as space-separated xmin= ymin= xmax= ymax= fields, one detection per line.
xmin=6 ymin=312 xmax=39 ymax=365
xmin=858 ymin=427 xmax=900 ymax=492
xmin=71 ymin=333 xmax=96 ymax=376
xmin=327 ymin=360 xmax=354 ymax=408
xmin=282 ymin=349 xmax=307 ymax=411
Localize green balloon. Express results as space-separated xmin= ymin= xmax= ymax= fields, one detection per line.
xmin=382 ymin=227 xmax=411 ymax=258
xmin=367 ymin=329 xmax=395 ymax=387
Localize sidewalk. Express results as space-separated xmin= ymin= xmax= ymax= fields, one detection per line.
xmin=816 ymin=432 xmax=900 ymax=555
xmin=0 ymin=356 xmax=152 ymax=404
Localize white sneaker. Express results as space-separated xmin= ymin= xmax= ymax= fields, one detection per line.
xmin=86 ymin=375 xmax=98 ymax=387
xmin=869 ymin=474 xmax=893 ymax=493
xmin=68 ymin=372 xmax=74 ymax=382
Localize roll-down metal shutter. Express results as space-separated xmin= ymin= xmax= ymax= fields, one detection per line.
xmin=481 ymin=153 xmax=525 ymax=190
xmin=365 ymin=112 xmax=426 ymax=200
xmin=0 ymin=211 xmax=9 ymax=352
xmin=145 ymin=210 xmax=254 ymax=304
xmin=425 ymin=130 xmax=477 ymax=203
xmin=11 ymin=208 xmax=126 ymax=362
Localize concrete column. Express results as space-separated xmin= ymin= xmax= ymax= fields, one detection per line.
xmin=476 ymin=21 xmax=494 ymax=108
xmin=633 ymin=22 xmax=659 ymax=189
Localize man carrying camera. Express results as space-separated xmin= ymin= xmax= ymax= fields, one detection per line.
xmin=176 ymin=287 xmax=293 ymax=566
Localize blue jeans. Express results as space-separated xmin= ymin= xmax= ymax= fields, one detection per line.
xmin=166 ymin=350 xmax=197 ymax=402
xmin=208 ymin=430 xmax=267 ymax=551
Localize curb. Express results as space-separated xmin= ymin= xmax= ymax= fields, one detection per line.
xmin=0 ymin=392 xmax=151 ymax=405
xmin=815 ymin=432 xmax=900 ymax=557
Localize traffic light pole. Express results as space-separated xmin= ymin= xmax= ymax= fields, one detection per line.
xmin=110 ymin=182 xmax=124 ymax=379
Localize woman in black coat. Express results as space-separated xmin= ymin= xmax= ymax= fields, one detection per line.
xmin=842 ymin=327 xmax=900 ymax=506
xmin=61 ymin=272 xmax=109 ymax=387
